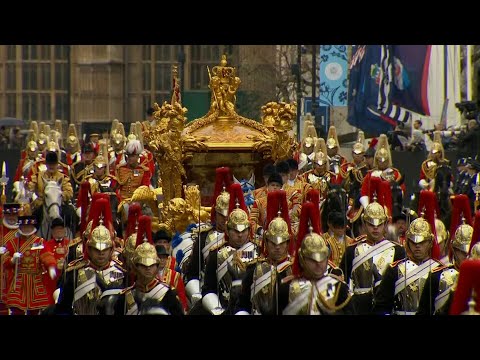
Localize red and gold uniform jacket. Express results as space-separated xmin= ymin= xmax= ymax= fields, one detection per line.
xmin=115 ymin=162 xmax=152 ymax=201
xmin=284 ymin=177 xmax=313 ymax=203
xmin=28 ymin=169 xmax=74 ymax=208
xmin=26 ymin=158 xmax=70 ymax=182
xmin=249 ymin=188 xmax=302 ymax=241
xmin=301 ymin=169 xmax=340 ymax=199
xmin=4 ymin=234 xmax=52 ymax=311
xmin=14 ymin=157 xmax=37 ymax=182
xmin=40 ymin=237 xmax=70 ymax=305
xmin=0 ymin=223 xmax=19 ymax=313
xmin=159 ymin=267 xmax=188 ymax=312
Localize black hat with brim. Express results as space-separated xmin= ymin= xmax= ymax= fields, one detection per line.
xmin=45 ymin=151 xmax=59 ymax=164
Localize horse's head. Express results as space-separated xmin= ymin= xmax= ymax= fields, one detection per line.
xmin=44 ymin=178 xmax=63 ymax=220
xmin=325 ymin=184 xmax=348 ymax=213
xmin=434 ymin=164 xmax=452 ymax=194
xmin=233 ymin=173 xmax=255 ymax=208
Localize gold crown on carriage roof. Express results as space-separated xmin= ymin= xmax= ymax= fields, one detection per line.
xmin=211 ymin=55 xmax=236 ymax=82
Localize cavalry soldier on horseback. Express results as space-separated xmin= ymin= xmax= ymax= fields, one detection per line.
xmin=342 ymin=133 xmax=369 ymax=232
xmin=55 ymin=198 xmax=126 ymax=315
xmin=13 ymin=130 xmax=39 ymax=182
xmin=419 ymin=131 xmax=450 ymax=190
xmin=360 ymin=134 xmax=405 ymax=216
xmin=115 ymin=139 xmax=152 ymax=201
xmin=28 ymin=151 xmax=74 ymax=216
xmin=113 ymin=215 xmax=184 ymax=315
xmin=282 ymin=201 xmax=354 ymax=315
xmin=235 ymin=190 xmax=293 ymax=315
xmin=184 ymin=167 xmax=230 ymax=307
xmin=202 ymin=183 xmax=259 ymax=315
xmin=373 ymin=191 xmax=442 ymax=315
xmin=64 ymin=124 xmax=82 ymax=166
xmin=339 ymin=199 xmax=405 ymax=315
xmin=326 ymin=125 xmax=347 ymax=183
xmin=302 ymin=138 xmax=339 ymax=201
xmin=417 ymin=201 xmax=475 ymax=315
xmin=71 ymin=143 xmax=96 ymax=197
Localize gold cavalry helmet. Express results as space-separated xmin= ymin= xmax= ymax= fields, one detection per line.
xmin=299 ymin=231 xmax=329 ymax=264
xmin=93 ymin=154 xmax=107 ymax=169
xmin=362 ymin=201 xmax=387 ymax=226
xmin=470 ymin=243 xmax=480 ymax=259
xmin=124 ymin=233 xmax=137 ymax=265
xmin=352 ymin=142 xmax=365 ymax=155
xmin=227 ymin=208 xmax=250 ymax=232
xmin=314 ymin=151 xmax=328 ymax=166
xmin=133 ymin=242 xmax=160 ymax=267
xmin=435 ymin=219 xmax=449 ymax=245
xmin=227 ymin=183 xmax=250 ymax=232
xmin=215 ymin=190 xmax=230 ymax=216
xmin=452 ymin=224 xmax=473 ymax=253
xmin=405 ymin=217 xmax=433 ymax=244
xmin=265 ymin=216 xmax=290 ymax=245
xmin=88 ymin=223 xmax=113 ymax=251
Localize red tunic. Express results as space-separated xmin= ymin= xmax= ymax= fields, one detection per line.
xmin=0 ymin=225 xmax=18 ymax=313
xmin=161 ymin=267 xmax=188 ymax=312
xmin=40 ymin=238 xmax=70 ymax=305
xmin=4 ymin=234 xmax=52 ymax=311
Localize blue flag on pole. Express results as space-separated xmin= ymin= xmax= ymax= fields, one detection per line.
xmin=347 ymin=45 xmax=396 ymax=134
xmin=389 ymin=45 xmax=431 ymax=116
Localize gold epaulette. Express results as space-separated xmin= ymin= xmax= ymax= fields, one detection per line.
xmin=66 ymin=258 xmax=88 ymax=272
xmin=247 ymin=256 xmax=266 ymax=267
xmin=432 ymin=264 xmax=449 ymax=273
xmin=69 ymin=237 xmax=82 ymax=248
xmin=390 ymin=258 xmax=406 ymax=268
xmin=120 ymin=285 xmax=135 ymax=295
xmin=352 ymin=234 xmax=367 ymax=245
xmin=281 ymin=274 xmax=295 ymax=284
xmin=112 ymin=258 xmax=127 ymax=273
xmin=277 ymin=260 xmax=293 ymax=273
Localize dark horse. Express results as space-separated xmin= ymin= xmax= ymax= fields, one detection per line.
xmin=321 ymin=183 xmax=349 ymax=234
xmin=433 ymin=164 xmax=453 ymax=230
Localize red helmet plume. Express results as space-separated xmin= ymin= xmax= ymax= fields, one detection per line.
xmin=293 ymin=201 xmax=320 ymax=276
xmin=126 ymin=203 xmax=142 ymax=238
xmin=211 ymin=167 xmax=232 ymax=222
xmin=263 ymin=190 xmax=292 ymax=256
xmin=79 ymin=181 xmax=91 ymax=234
xmin=135 ymin=215 xmax=153 ymax=249
xmin=449 ymin=259 xmax=480 ymax=314
xmin=417 ymin=190 xmax=440 ymax=260
xmin=449 ymin=195 xmax=473 ymax=241
xmin=228 ymin=183 xmax=248 ymax=215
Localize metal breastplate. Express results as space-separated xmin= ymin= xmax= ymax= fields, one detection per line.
xmin=251 ymin=260 xmax=292 ymax=315
xmin=288 ymin=277 xmax=340 ymax=315
xmin=434 ymin=268 xmax=458 ymax=314
xmin=216 ymin=243 xmax=258 ymax=308
xmin=307 ymin=173 xmax=329 ymax=194
xmin=73 ymin=263 xmax=124 ymax=315
xmin=395 ymin=260 xmax=429 ymax=313
xmin=351 ymin=242 xmax=395 ymax=290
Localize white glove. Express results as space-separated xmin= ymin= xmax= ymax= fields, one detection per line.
xmin=359 ymin=195 xmax=369 ymax=209
xmin=235 ymin=310 xmax=250 ymax=315
xmin=53 ymin=289 xmax=61 ymax=304
xmin=0 ymin=246 xmax=7 ymax=255
xmin=48 ymin=267 xmax=57 ymax=280
xmin=11 ymin=252 xmax=22 ymax=263
xmin=419 ymin=179 xmax=428 ymax=189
